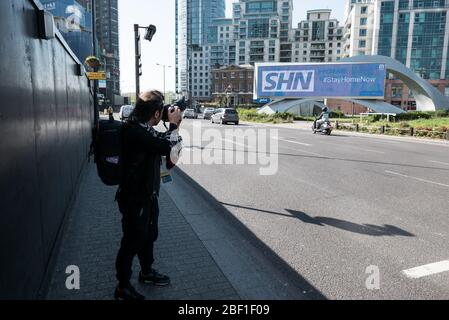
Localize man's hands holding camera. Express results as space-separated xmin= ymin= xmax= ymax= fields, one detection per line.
xmin=168 ymin=106 xmax=183 ymax=128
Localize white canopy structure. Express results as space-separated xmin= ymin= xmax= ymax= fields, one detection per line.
xmin=341 ymin=55 xmax=449 ymax=112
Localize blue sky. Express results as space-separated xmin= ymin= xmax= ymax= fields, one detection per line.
xmin=119 ymin=0 xmax=346 ymax=95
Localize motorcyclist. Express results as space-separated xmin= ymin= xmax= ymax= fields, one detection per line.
xmin=314 ymin=107 xmax=330 ymax=130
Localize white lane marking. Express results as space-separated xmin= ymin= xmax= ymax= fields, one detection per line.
xmin=274 ymin=136 xmax=311 ymax=147
xmin=403 ymin=260 xmax=449 ymax=279
xmin=279 ymin=144 xmax=325 ymax=157
xmin=358 ymin=148 xmax=385 ymax=154
xmin=222 ymin=138 xmax=258 ymax=152
xmin=222 ymin=138 xmax=246 ymax=148
xmin=376 ymin=140 xmax=400 ymax=144
xmin=385 ymin=170 xmax=449 ymax=188
xmin=429 ymin=160 xmax=449 ymax=166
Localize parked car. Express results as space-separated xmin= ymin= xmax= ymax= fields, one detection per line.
xmin=183 ymin=108 xmax=197 ymax=119
xmin=202 ymin=108 xmax=215 ymax=120
xmin=211 ymin=108 xmax=239 ymax=125
xmin=119 ymin=105 xmax=134 ymax=121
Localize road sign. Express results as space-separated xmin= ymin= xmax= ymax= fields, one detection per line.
xmin=253 ymin=98 xmax=272 ymax=104
xmin=254 ymin=62 xmax=386 ymax=100
xmin=87 ymin=72 xmax=107 ymax=80
xmin=99 ymin=80 xmax=107 ymax=88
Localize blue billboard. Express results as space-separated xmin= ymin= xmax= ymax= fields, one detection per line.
xmin=41 ymin=0 xmax=92 ymax=30
xmin=254 ymin=63 xmax=386 ymax=100
xmin=40 ymin=0 xmax=93 ymax=62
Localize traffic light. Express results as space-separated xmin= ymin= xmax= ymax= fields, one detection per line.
xmin=144 ymin=25 xmax=157 ymax=42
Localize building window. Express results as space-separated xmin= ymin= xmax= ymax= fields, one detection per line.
xmin=360 ymin=18 xmax=367 ymax=25
xmin=359 ymin=40 xmax=366 ymax=48
xmin=361 ymin=6 xmax=368 ymax=14
xmin=359 ymin=29 xmax=367 ymax=37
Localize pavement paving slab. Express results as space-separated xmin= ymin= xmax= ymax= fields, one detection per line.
xmin=46 ymin=163 xmax=240 ymax=300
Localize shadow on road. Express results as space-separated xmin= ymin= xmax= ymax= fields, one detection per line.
xmin=174 ymin=169 xmax=327 ymax=300
xmin=220 ymin=202 xmax=415 ymax=237
xmin=286 ymin=210 xmax=415 ymax=237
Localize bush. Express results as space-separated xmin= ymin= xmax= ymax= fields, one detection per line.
xmin=237 ymin=108 xmax=293 ymax=123
xmin=435 ymin=109 xmax=449 ymax=118
xmin=394 ymin=111 xmax=433 ymax=121
xmin=236 ymin=104 xmax=260 ymax=109
xmin=330 ymin=110 xmax=345 ymax=118
xmin=294 ymin=116 xmax=315 ymax=121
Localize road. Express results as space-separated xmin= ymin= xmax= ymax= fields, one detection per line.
xmin=173 ymin=119 xmax=449 ymax=300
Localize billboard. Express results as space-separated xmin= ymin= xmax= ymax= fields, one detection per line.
xmin=254 ymin=62 xmax=386 ymax=100
xmin=41 ymin=0 xmax=92 ymax=31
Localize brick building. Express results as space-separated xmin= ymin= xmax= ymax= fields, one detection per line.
xmin=212 ymin=65 xmax=254 ymax=106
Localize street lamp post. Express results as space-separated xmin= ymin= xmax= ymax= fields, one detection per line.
xmin=156 ymin=63 xmax=172 ymax=103
xmin=134 ymin=24 xmax=157 ymax=100
xmin=91 ymin=0 xmax=99 ymax=126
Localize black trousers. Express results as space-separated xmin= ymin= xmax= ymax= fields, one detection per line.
xmin=115 ymin=194 xmax=159 ymax=288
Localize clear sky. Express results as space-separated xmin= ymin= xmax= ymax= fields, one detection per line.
xmin=118 ymin=0 xmax=346 ymax=95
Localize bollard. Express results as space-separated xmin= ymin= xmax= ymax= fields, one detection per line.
xmin=410 ymin=127 xmax=414 ymax=136
xmin=355 ymin=124 xmax=359 ymax=132
xmin=336 ymin=121 xmax=339 ymax=129
xmin=381 ymin=126 xmax=385 ymax=134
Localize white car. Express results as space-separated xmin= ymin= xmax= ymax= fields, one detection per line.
xmin=183 ymin=109 xmax=197 ymax=119
xmin=119 ymin=105 xmax=134 ymax=121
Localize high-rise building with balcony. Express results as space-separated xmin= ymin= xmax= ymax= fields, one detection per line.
xmin=94 ymin=0 xmax=120 ymax=106
xmin=372 ymin=0 xmax=449 ymax=109
xmin=184 ymin=0 xmax=295 ymax=103
xmin=292 ymin=9 xmax=344 ymax=63
xmin=342 ymin=0 xmax=376 ymax=58
xmin=232 ymin=0 xmax=293 ymax=65
xmin=175 ymin=0 xmax=226 ymax=98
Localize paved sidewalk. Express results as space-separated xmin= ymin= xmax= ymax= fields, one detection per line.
xmin=46 ymin=163 xmax=239 ymax=300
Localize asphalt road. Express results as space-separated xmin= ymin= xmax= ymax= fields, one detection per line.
xmin=172 ymin=118 xmax=449 ymax=300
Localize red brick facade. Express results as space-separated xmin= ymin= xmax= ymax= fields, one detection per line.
xmin=211 ymin=65 xmax=255 ymax=106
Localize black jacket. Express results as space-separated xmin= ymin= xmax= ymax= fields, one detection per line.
xmin=117 ymin=121 xmax=180 ymax=204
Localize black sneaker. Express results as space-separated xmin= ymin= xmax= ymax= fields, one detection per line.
xmin=114 ymin=285 xmax=145 ymax=300
xmin=139 ymin=269 xmax=171 ymax=286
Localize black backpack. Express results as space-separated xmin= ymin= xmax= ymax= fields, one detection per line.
xmin=92 ymin=118 xmax=123 ymax=186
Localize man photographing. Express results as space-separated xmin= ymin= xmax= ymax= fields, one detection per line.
xmin=114 ymin=90 xmax=183 ymax=300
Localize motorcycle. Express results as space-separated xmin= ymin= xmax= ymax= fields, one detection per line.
xmin=312 ymin=120 xmax=333 ymax=135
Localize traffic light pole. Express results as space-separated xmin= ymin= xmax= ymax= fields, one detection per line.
xmin=134 ymin=24 xmax=140 ymax=101
xmin=134 ymin=24 xmax=156 ymax=102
